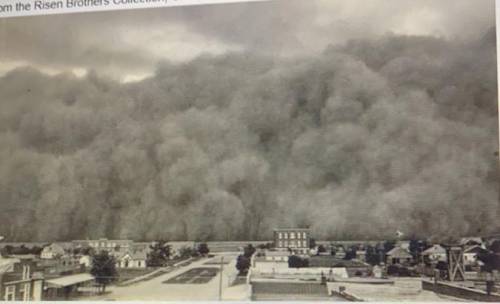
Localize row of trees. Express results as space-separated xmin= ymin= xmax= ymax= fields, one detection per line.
xmin=0 ymin=245 xmax=44 ymax=256
xmin=146 ymin=241 xmax=210 ymax=267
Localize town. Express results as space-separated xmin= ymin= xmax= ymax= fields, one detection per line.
xmin=1 ymin=229 xmax=499 ymax=301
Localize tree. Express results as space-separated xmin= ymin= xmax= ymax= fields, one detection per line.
xmin=236 ymin=255 xmax=251 ymax=275
xmin=330 ymin=244 xmax=337 ymax=257
xmin=288 ymin=255 xmax=308 ymax=268
xmin=317 ymin=245 xmax=326 ymax=255
xmin=344 ymin=247 xmax=357 ymax=260
xmin=309 ymin=238 xmax=317 ymax=249
xmin=409 ymin=238 xmax=427 ymax=261
xmin=244 ymin=244 xmax=256 ymax=258
xmin=90 ymin=251 xmax=118 ymax=293
xmin=198 ymin=243 xmax=210 ymax=256
xmin=258 ymin=242 xmax=273 ymax=250
xmin=179 ymin=246 xmax=198 ymax=259
xmin=147 ymin=241 xmax=171 ymax=267
xmin=366 ymin=245 xmax=381 ymax=265
xmin=383 ymin=240 xmax=396 ymax=253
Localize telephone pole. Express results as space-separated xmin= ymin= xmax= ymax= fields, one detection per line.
xmin=218 ymin=256 xmax=224 ymax=300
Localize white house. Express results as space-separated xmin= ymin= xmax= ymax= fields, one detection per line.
xmin=40 ymin=243 xmax=67 ymax=259
xmin=117 ymin=251 xmax=147 ymax=268
xmin=463 ymin=245 xmax=488 ymax=266
xmin=79 ymin=255 xmax=92 ymax=268
xmin=422 ymin=244 xmax=447 ymax=262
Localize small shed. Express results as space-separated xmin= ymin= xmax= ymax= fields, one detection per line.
xmin=386 ymin=247 xmax=413 ymax=265
xmin=44 ymin=273 xmax=95 ymax=300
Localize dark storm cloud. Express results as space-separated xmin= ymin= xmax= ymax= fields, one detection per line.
xmin=0 ymin=27 xmax=497 ymax=241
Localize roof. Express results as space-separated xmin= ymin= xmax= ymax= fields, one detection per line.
xmin=422 ymin=244 xmax=446 ymax=255
xmin=9 ymin=254 xmax=37 ymax=260
xmin=460 ymin=237 xmax=483 ymax=246
xmin=45 ymin=273 xmax=94 ymax=287
xmin=265 ymin=251 xmax=290 ymax=257
xmin=386 ymin=247 xmax=412 ymax=258
xmin=251 ymin=281 xmax=329 ymax=299
xmin=464 ymin=245 xmax=488 ymax=254
xmin=119 ymin=250 xmax=147 ymax=260
xmin=274 ymin=228 xmax=310 ymax=231
xmin=42 ymin=243 xmax=67 ymax=254
xmin=309 ymin=256 xmax=368 ymax=268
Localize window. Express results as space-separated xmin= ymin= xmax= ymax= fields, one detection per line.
xmin=283 ymin=241 xmax=288 ymax=248
xmin=278 ymin=241 xmax=282 ymax=247
xmin=284 ymin=233 xmax=288 ymax=239
xmin=19 ymin=283 xmax=30 ymax=301
xmin=290 ymin=232 xmax=295 ymax=239
xmin=23 ymin=283 xmax=31 ymax=301
xmin=278 ymin=233 xmax=282 ymax=239
xmin=22 ymin=265 xmax=30 ymax=280
xmin=5 ymin=285 xmax=15 ymax=301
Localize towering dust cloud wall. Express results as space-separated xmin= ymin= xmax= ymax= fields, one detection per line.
xmin=0 ymin=30 xmax=498 ymax=242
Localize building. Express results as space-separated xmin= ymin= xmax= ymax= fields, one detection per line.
xmin=116 ymin=251 xmax=147 ymax=268
xmin=72 ymin=239 xmax=133 ymax=254
xmin=79 ymin=255 xmax=92 ymax=268
xmin=356 ymin=250 xmax=367 ymax=262
xmin=422 ymin=244 xmax=447 ymax=263
xmin=44 ymin=273 xmax=96 ymax=300
xmin=40 ymin=243 xmax=67 ymax=259
xmin=37 ymin=256 xmax=83 ymax=279
xmin=252 ymin=250 xmax=290 ymax=272
xmin=251 ymin=280 xmax=333 ymax=301
xmin=0 ymin=257 xmax=43 ymax=301
xmin=386 ymin=247 xmax=413 ymax=265
xmin=463 ymin=245 xmax=488 ymax=266
xmin=274 ymin=228 xmax=310 ymax=254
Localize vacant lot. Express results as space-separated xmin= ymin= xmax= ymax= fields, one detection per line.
xmin=163 ymin=267 xmax=219 ymax=284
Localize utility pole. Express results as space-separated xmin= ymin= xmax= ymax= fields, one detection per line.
xmin=218 ymin=256 xmax=224 ymax=301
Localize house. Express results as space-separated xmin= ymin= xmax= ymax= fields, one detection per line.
xmin=117 ymin=251 xmax=147 ymax=268
xmin=422 ymin=244 xmax=447 ymax=263
xmin=334 ymin=246 xmax=346 ymax=259
xmin=79 ymin=255 xmax=92 ymax=268
xmin=37 ymin=256 xmax=83 ymax=279
xmin=252 ymin=250 xmax=290 ymax=272
xmin=356 ymin=250 xmax=367 ymax=262
xmin=274 ymin=228 xmax=310 ymax=254
xmin=386 ymin=247 xmax=413 ymax=265
xmin=463 ymin=245 xmax=488 ymax=266
xmin=0 ymin=257 xmax=44 ymax=301
xmin=40 ymin=243 xmax=67 ymax=259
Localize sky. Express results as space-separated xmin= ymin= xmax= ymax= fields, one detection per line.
xmin=0 ymin=0 xmax=498 ymax=242
xmin=0 ymin=0 xmax=495 ymax=81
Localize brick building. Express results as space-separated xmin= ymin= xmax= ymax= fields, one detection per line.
xmin=274 ymin=228 xmax=310 ymax=254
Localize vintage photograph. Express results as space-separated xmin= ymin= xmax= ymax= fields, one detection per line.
xmin=0 ymin=0 xmax=499 ymax=301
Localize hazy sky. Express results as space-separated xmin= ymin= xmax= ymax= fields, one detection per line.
xmin=0 ymin=0 xmax=495 ymax=81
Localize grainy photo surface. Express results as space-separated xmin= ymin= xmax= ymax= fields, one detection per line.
xmin=0 ymin=0 xmax=499 ymax=301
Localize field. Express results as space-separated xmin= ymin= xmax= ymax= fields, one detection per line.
xmin=163 ymin=267 xmax=220 ymax=284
